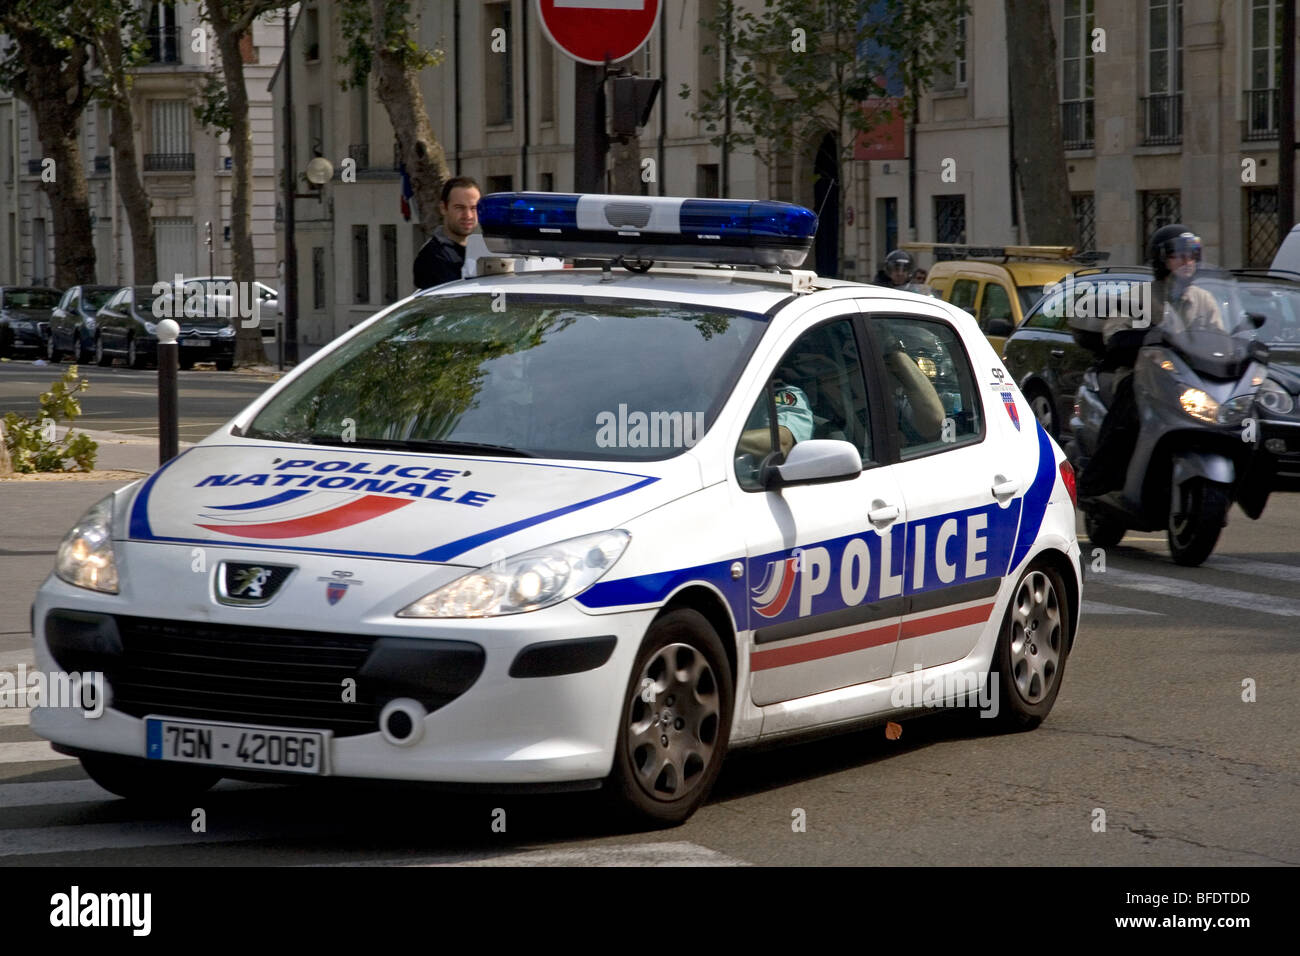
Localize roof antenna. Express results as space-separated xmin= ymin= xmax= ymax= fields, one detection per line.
xmin=813 ymin=175 xmax=838 ymax=222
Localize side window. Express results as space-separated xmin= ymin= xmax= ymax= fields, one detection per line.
xmin=875 ymin=315 xmax=983 ymax=458
xmin=979 ymin=283 xmax=1013 ymax=327
xmin=1024 ymin=292 xmax=1067 ymax=330
xmin=949 ymin=279 xmax=978 ymax=314
xmin=734 ymin=318 xmax=873 ymax=491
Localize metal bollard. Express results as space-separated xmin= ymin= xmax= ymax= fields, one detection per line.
xmin=278 ymin=320 xmax=284 ymax=371
xmin=156 ymin=319 xmax=180 ymax=465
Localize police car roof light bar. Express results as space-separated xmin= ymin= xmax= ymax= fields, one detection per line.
xmin=477 ymin=193 xmax=818 ymax=269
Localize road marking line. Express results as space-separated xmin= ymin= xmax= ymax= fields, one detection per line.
xmin=0 ymin=706 xmax=33 ymax=726
xmin=0 ymin=820 xmax=268 ymax=857
xmin=1205 ymin=555 xmax=1300 ymax=583
xmin=1101 ymin=569 xmax=1300 ymax=617
xmin=316 ymin=842 xmax=751 ymax=867
xmin=0 ymin=650 xmax=35 ymax=673
xmin=0 ymin=740 xmax=76 ymax=765
xmin=1080 ymin=601 xmax=1160 ymax=616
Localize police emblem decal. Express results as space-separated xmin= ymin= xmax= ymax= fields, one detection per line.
xmin=318 ymin=569 xmax=364 ymax=605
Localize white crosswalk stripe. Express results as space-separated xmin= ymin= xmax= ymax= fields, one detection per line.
xmin=0 ymin=740 xmax=76 ymax=764
xmin=1095 ymin=568 xmax=1300 ymax=617
xmin=0 ymin=704 xmax=34 ymax=725
xmin=1204 ymin=555 xmax=1300 ymax=583
xmin=1080 ymin=600 xmax=1160 ymax=616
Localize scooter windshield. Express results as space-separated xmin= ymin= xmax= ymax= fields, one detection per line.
xmin=1155 ymin=269 xmax=1254 ymax=378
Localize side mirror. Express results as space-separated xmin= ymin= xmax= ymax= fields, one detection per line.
xmin=764 ymin=439 xmax=863 ymax=489
xmin=1248 ymin=312 xmax=1268 ymax=329
xmin=986 ymin=318 xmax=1014 ymax=337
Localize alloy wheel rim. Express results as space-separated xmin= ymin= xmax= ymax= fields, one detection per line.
xmin=625 ymin=642 xmax=721 ymax=803
xmin=1008 ymin=571 xmax=1062 ymax=704
xmin=1031 ymin=395 xmax=1053 ymax=432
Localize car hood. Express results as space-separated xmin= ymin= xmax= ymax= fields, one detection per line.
xmin=124 ymin=440 xmax=702 ymax=568
xmin=2 ymin=308 xmax=52 ymax=322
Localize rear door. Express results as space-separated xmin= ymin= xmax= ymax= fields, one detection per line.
xmin=977 ymin=281 xmax=1016 ymax=355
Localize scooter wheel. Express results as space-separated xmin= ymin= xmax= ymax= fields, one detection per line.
xmin=1168 ymin=480 xmax=1230 ymax=567
xmin=1084 ymin=510 xmax=1125 ymax=549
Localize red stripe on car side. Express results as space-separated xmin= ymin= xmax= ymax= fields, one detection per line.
xmin=900 ymin=603 xmax=994 ymax=640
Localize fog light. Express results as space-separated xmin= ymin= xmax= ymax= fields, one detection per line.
xmin=1265 ymin=438 xmax=1287 ymax=454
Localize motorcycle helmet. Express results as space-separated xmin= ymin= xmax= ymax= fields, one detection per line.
xmin=1147 ymin=224 xmax=1202 ymax=280
xmin=883 ymin=249 xmax=914 ymax=285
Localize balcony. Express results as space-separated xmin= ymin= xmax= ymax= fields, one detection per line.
xmin=1061 ymin=99 xmax=1094 ymax=150
xmin=1245 ymin=88 xmax=1278 ymax=141
xmin=144 ymin=153 xmax=195 ymax=172
xmin=1140 ymin=93 xmax=1182 ymax=146
xmin=146 ymin=25 xmax=181 ymax=64
xmin=93 ymin=155 xmax=111 ymax=173
xmin=348 ymin=143 xmax=369 ymax=169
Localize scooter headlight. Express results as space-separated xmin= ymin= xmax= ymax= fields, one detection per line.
xmin=1179 ymin=388 xmax=1219 ymax=424
xmin=1256 ymin=380 xmax=1295 ymax=416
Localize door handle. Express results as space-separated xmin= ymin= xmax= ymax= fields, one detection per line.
xmin=868 ymin=500 xmax=900 ymax=527
xmin=991 ymin=475 xmax=1020 ymax=501
xmin=1050 ymin=348 xmax=1065 ymax=358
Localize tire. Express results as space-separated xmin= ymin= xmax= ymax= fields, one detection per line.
xmin=1168 ymin=479 xmax=1230 ymax=567
xmin=988 ymin=563 xmax=1070 ymax=731
xmin=1026 ymin=386 xmax=1058 ymax=440
xmin=80 ymin=752 xmax=220 ymax=803
xmin=179 ymin=356 xmax=195 ymax=371
xmin=215 ymin=358 xmax=234 ymax=372
xmin=127 ymin=336 xmax=149 ymax=369
xmin=75 ymin=334 xmax=91 ymax=366
xmin=1084 ymin=509 xmax=1125 ymax=549
xmin=46 ymin=332 xmax=62 ymax=363
xmin=605 ymin=608 xmax=733 ymax=828
xmin=94 ymin=335 xmax=113 ymax=367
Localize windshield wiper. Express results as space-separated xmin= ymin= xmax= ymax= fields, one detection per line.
xmin=307 ymin=435 xmax=534 ymax=457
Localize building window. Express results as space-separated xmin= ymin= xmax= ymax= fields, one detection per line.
xmin=695 ymin=164 xmax=719 ymax=198
xmin=934 ymin=195 xmax=967 ymax=244
xmin=146 ymin=3 xmax=179 ymax=64
xmin=305 ymin=7 xmax=321 ymax=62
xmin=1072 ymin=192 xmax=1096 ymax=252
xmin=487 ymin=174 xmax=513 ymax=194
xmin=1140 ymin=190 xmax=1181 ymax=246
xmin=485 ymin=2 xmax=513 ymax=126
xmin=538 ymin=35 xmax=555 ymax=124
xmin=1061 ymin=0 xmax=1095 ymax=149
xmin=1141 ymin=0 xmax=1182 ymax=145
xmin=934 ymin=13 xmax=967 ymax=91
xmin=32 ymin=217 xmax=47 ymax=284
xmin=353 ymin=225 xmax=370 ymax=304
xmin=697 ymin=0 xmax=721 ymax=108
xmin=1245 ymin=186 xmax=1281 ymax=267
xmin=381 ymin=225 xmax=398 ymax=304
xmin=312 ymin=246 xmax=325 ymax=310
xmin=146 ymin=100 xmax=192 ymax=170
xmin=1246 ymin=0 xmax=1281 ymax=140
xmin=539 ymin=172 xmax=554 ymax=192
xmin=307 ymin=104 xmax=323 ymax=158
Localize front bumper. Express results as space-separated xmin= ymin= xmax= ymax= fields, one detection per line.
xmin=30 ymin=544 xmax=653 ymax=785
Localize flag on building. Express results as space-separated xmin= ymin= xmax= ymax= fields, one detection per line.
xmin=399 ymin=164 xmax=413 ymax=221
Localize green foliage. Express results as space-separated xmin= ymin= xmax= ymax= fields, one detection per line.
xmin=194 ymin=67 xmax=233 ymax=135
xmin=1 ymin=366 xmax=99 ymax=473
xmin=336 ymin=0 xmax=445 ymax=91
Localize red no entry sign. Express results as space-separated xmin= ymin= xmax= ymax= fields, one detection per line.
xmin=536 ymin=0 xmax=662 ymax=65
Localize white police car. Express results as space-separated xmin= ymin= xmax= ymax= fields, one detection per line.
xmin=31 ymin=194 xmax=1083 ymax=826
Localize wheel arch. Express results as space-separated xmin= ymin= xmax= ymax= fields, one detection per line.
xmin=655 ymin=584 xmax=739 ymax=688
xmin=1025 ymin=547 xmax=1080 ymax=650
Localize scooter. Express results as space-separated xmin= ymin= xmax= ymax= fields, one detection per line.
xmin=1065 ymin=273 xmax=1275 ymax=566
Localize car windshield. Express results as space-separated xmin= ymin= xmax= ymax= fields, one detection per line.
xmin=1016 ymin=285 xmax=1045 ymax=316
xmin=245 ymin=293 xmax=768 ymax=461
xmin=83 ymin=288 xmax=115 ymax=312
xmin=4 ymin=288 xmax=60 ymax=310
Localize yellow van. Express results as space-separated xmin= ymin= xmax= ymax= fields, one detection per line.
xmin=905 ymin=245 xmax=1090 ymax=355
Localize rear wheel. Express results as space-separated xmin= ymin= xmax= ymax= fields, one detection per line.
xmin=94 ymin=335 xmax=112 ymax=367
xmin=1084 ymin=509 xmax=1126 ymax=549
xmin=80 ymin=752 xmax=220 ymax=803
xmin=1168 ymin=479 xmax=1230 ymax=567
xmin=989 ymin=563 xmax=1070 ymax=730
xmin=606 ymin=609 xmax=733 ymax=828
xmin=1025 ymin=386 xmax=1058 ymax=439
xmin=46 ymin=332 xmax=63 ymax=363
xmin=74 ymin=334 xmax=91 ymax=366
xmin=127 ymin=336 xmax=148 ymax=369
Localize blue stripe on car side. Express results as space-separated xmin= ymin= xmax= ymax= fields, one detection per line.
xmin=127 ymin=448 xmax=193 ymax=539
xmin=205 ymin=489 xmax=311 ymax=510
xmin=1008 ymin=423 xmax=1056 ymax=571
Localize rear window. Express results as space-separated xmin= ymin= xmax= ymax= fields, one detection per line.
xmin=3 ymin=288 xmax=60 ymax=310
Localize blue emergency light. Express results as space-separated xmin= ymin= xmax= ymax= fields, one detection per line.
xmin=477 ymin=193 xmax=818 ymax=268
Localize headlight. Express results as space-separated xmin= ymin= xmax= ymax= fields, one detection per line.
xmin=1257 ymin=380 xmax=1295 ymax=416
xmin=1217 ymin=393 xmax=1255 ymax=425
xmin=218 ymin=326 xmax=235 ymax=337
xmin=397 ymin=530 xmax=630 ymax=618
xmin=1180 ymin=388 xmax=1219 ymax=423
xmin=55 ymin=496 xmax=119 ymax=593
xmin=84 ymin=317 xmax=95 ymax=329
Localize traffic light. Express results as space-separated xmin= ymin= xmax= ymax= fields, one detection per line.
xmin=610 ymin=75 xmax=662 ymax=138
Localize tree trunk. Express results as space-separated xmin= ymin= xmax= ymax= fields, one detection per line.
xmin=98 ymin=26 xmax=157 ymax=284
xmin=211 ymin=8 xmax=264 ymax=366
xmin=4 ymin=23 xmax=96 ymax=286
xmin=1005 ymin=0 xmax=1076 ymax=246
xmin=369 ymin=0 xmax=449 ymax=235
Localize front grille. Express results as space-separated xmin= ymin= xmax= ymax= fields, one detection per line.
xmin=102 ymin=616 xmax=471 ymax=737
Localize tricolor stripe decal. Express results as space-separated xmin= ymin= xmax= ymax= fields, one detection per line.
xmin=196 ymin=494 xmax=413 ymax=539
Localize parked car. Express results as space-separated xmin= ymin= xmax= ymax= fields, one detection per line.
xmin=95 ymin=285 xmax=239 ymax=371
xmin=0 ymin=286 xmax=62 ymax=358
xmin=155 ymin=289 xmax=239 ymax=371
xmin=1270 ymin=223 xmax=1300 ymax=275
xmin=912 ymin=246 xmax=1090 ymax=354
xmin=1001 ymin=268 xmax=1152 ymax=440
xmin=47 ymin=285 xmax=119 ymax=365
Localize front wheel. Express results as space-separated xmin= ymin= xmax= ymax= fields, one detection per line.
xmin=1168 ymin=479 xmax=1231 ymax=567
xmin=94 ymin=335 xmax=112 ymax=367
xmin=127 ymin=336 xmax=148 ymax=369
xmin=46 ymin=333 xmax=62 ymax=363
xmin=215 ymin=358 xmax=234 ymax=371
xmin=1026 ymin=386 xmax=1058 ymax=440
xmin=80 ymin=752 xmax=221 ymax=803
xmin=606 ymin=608 xmax=733 ymax=828
xmin=988 ymin=564 xmax=1071 ymax=731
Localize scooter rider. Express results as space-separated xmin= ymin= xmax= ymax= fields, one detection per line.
xmin=875 ymin=249 xmax=915 ymax=288
xmin=1079 ymin=225 xmax=1225 ymax=502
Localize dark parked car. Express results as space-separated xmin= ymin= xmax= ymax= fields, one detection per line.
xmin=1001 ymin=268 xmax=1152 ymax=439
xmin=47 ymin=284 xmax=119 ymax=364
xmin=0 ymin=286 xmax=62 ymax=358
xmin=94 ymin=285 xmax=238 ymax=370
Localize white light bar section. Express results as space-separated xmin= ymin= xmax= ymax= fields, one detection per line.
xmin=575 ymin=195 xmax=685 ymax=235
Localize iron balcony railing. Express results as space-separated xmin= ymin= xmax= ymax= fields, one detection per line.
xmin=1245 ymin=88 xmax=1278 ymax=141
xmin=1140 ymin=93 xmax=1182 ymax=146
xmin=1061 ymin=99 xmax=1094 ymax=150
xmin=144 ymin=152 xmax=195 ymax=172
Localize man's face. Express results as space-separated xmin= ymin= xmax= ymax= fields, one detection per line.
xmin=887 ymin=262 xmax=910 ymax=285
xmin=440 ymin=186 xmax=480 ymax=243
xmin=1166 ymin=251 xmax=1198 ymax=281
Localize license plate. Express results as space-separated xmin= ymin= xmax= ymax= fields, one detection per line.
xmin=182 ymin=338 xmax=211 ymax=347
xmin=145 ymin=717 xmax=328 ymax=774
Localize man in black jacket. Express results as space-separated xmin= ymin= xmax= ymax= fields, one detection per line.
xmin=413 ymin=176 xmax=481 ymax=289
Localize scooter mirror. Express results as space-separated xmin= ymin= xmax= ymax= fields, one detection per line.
xmin=1248 ymin=312 xmax=1268 ymax=329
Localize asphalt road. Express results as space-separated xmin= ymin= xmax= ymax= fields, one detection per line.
xmin=0 ymin=356 xmax=1297 ymax=866
xmin=0 ymin=359 xmax=277 ymax=444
